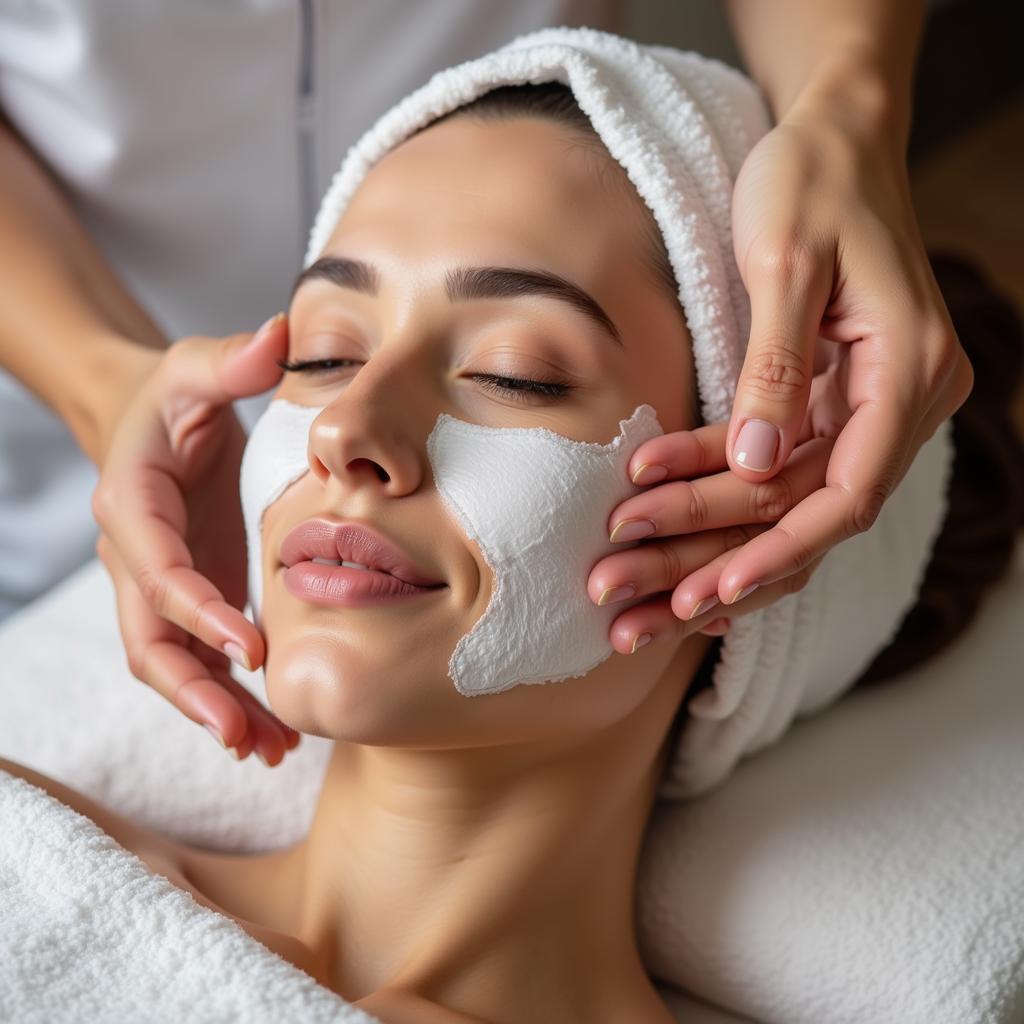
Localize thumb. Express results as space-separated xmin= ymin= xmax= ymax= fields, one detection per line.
xmin=175 ymin=312 xmax=289 ymax=405
xmin=218 ymin=311 xmax=290 ymax=400
xmin=727 ymin=251 xmax=832 ymax=479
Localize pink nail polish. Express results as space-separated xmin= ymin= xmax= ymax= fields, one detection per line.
xmin=223 ymin=641 xmax=252 ymax=672
xmin=598 ymin=584 xmax=636 ymax=606
xmin=631 ymin=463 xmax=669 ymax=486
xmin=734 ymin=419 xmax=779 ymax=472
xmin=630 ymin=632 xmax=653 ymax=654
xmin=728 ymin=582 xmax=759 ymax=604
xmin=203 ymin=723 xmax=226 ymax=748
xmin=687 ymin=595 xmax=720 ymax=620
xmin=609 ymin=518 xmax=656 ymax=543
xmin=249 ymin=311 xmax=284 ymax=346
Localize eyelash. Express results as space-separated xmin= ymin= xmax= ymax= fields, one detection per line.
xmin=275 ymin=357 xmax=574 ymax=402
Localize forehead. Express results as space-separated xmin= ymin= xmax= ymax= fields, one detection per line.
xmin=319 ymin=115 xmax=652 ymax=288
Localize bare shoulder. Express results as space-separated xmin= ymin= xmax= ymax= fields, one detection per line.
xmin=0 ymin=755 xmax=185 ymax=878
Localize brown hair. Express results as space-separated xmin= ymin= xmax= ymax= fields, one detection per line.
xmin=425 ymin=82 xmax=1024 ymax=705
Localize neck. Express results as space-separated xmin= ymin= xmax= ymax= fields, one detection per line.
xmin=284 ymin=638 xmax=709 ymax=1023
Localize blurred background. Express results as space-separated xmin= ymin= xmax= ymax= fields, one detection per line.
xmin=626 ymin=0 xmax=1024 ymax=436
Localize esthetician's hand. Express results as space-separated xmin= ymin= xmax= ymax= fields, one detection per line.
xmin=91 ymin=313 xmax=300 ymax=764
xmin=589 ymin=87 xmax=975 ymax=652
xmin=714 ymin=96 xmax=973 ymax=609
xmin=589 ymin=416 xmax=833 ymax=653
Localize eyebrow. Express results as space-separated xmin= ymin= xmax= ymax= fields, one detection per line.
xmin=290 ymin=256 xmax=623 ymax=347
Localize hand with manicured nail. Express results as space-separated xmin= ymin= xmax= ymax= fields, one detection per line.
xmin=91 ymin=313 xmax=301 ymax=765
xmin=589 ymin=417 xmax=833 ymax=655
xmin=592 ymin=77 xmax=978 ymax=653
xmin=717 ymin=101 xmax=973 ymax=604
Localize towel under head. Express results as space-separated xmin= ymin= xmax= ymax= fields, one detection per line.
xmin=301 ymin=26 xmax=955 ymax=797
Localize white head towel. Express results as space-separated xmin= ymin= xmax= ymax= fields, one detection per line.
xmin=302 ymin=26 xmax=955 ymax=798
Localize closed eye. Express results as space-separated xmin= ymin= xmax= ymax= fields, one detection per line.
xmin=276 ymin=358 xmax=574 ymax=402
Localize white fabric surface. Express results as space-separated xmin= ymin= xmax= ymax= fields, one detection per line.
xmin=294 ymin=24 xmax=955 ymax=797
xmin=636 ymin=538 xmax=1024 ymax=1024
xmin=0 ymin=767 xmax=379 ymax=1024
xmin=0 ymin=0 xmax=620 ymax=620
xmin=1 ymin=539 xmax=1022 ymax=1022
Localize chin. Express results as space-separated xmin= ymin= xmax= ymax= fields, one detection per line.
xmin=262 ymin=636 xmax=454 ymax=746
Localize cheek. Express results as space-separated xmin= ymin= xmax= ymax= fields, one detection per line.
xmin=240 ymin=399 xmax=324 ymax=622
xmin=425 ymin=404 xmax=664 ymax=698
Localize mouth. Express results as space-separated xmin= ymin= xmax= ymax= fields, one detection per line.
xmin=279 ymin=516 xmax=446 ymax=589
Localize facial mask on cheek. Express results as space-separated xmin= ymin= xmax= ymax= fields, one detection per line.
xmin=238 ymin=399 xmax=663 ymax=696
xmin=426 ymin=404 xmax=662 ymax=695
xmin=239 ymin=399 xmax=323 ymax=628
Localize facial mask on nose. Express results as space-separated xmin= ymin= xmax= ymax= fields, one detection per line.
xmin=239 ymin=399 xmax=663 ymax=696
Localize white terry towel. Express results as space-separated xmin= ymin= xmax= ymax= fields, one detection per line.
xmin=301 ymin=25 xmax=955 ymax=797
xmin=0 ymin=767 xmax=378 ymax=1024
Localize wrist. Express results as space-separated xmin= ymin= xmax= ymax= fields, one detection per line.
xmin=65 ymin=333 xmax=164 ymax=465
xmin=780 ymin=47 xmax=914 ymax=158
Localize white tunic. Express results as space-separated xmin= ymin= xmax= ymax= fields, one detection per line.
xmin=0 ymin=0 xmax=620 ymax=621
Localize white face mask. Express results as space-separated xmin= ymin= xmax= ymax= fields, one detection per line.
xmin=239 ymin=399 xmax=662 ymax=696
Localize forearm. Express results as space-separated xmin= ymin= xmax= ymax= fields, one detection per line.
xmin=723 ymin=0 xmax=926 ymax=149
xmin=0 ymin=114 xmax=168 ymax=464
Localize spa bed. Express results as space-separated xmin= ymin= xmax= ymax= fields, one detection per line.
xmin=1 ymin=540 xmax=1022 ymax=1023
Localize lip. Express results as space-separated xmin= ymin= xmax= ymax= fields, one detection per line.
xmin=279 ymin=516 xmax=446 ymax=590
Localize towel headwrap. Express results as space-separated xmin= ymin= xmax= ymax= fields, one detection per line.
xmin=302 ymin=26 xmax=954 ymax=798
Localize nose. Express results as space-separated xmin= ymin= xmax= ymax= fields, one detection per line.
xmin=306 ymin=358 xmax=425 ymax=499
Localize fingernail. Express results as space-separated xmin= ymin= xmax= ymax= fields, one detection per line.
xmin=630 ymin=632 xmax=653 ymax=654
xmin=223 ymin=640 xmax=252 ymax=672
xmin=609 ymin=518 xmax=656 ymax=543
xmin=203 ymin=723 xmax=226 ymax=748
xmin=255 ymin=750 xmax=271 ymax=768
xmin=249 ymin=311 xmax=285 ymax=346
xmin=687 ymin=595 xmax=720 ymax=620
xmin=734 ymin=419 xmax=779 ymax=472
xmin=228 ymin=745 xmax=243 ymax=760
xmin=727 ymin=582 xmax=758 ymax=605
xmin=598 ymin=584 xmax=636 ymax=606
xmin=631 ymin=463 xmax=669 ymax=486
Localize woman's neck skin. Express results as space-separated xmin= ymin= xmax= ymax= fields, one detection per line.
xmin=307 ymin=634 xmax=704 ymax=1019
xmin=246 ymin=632 xmax=709 ymax=1023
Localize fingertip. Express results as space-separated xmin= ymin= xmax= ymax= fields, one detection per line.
xmin=630 ymin=462 xmax=669 ymax=486
xmin=251 ymin=719 xmax=289 ymax=766
xmin=222 ymin=312 xmax=289 ymax=394
xmin=178 ymin=679 xmax=249 ymax=750
xmin=218 ymin=713 xmax=250 ymax=752
xmin=230 ymin=730 xmax=255 ymax=760
xmin=724 ymin=582 xmax=759 ymax=605
xmin=246 ymin=311 xmax=287 ymax=348
xmin=730 ymin=417 xmax=782 ymax=475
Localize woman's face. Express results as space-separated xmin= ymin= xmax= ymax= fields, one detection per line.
xmin=259 ymin=113 xmax=699 ymax=748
